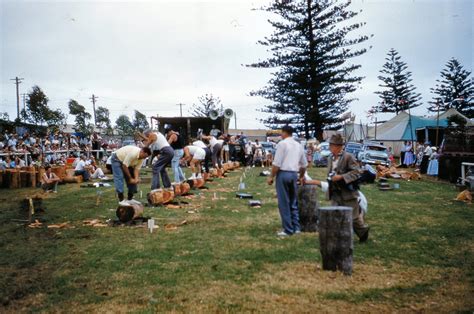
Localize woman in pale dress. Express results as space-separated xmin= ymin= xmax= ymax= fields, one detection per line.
xmin=403 ymin=142 xmax=414 ymax=166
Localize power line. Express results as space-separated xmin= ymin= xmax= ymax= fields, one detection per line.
xmin=176 ymin=103 xmax=186 ymax=117
xmin=21 ymin=93 xmax=28 ymax=111
xmin=10 ymin=76 xmax=24 ymax=120
xmin=89 ymin=94 xmax=98 ymax=126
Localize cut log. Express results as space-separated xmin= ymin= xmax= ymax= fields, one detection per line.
xmin=147 ymin=188 xmax=175 ymax=206
xmin=297 ymin=185 xmax=319 ymax=232
xmin=10 ymin=170 xmax=20 ymax=189
xmin=318 ymin=206 xmax=353 ymax=276
xmin=20 ymin=171 xmax=28 ymax=188
xmin=172 ymin=183 xmax=182 ymax=196
xmin=51 ymin=166 xmax=66 ymax=181
xmin=116 ymin=203 xmax=144 ymax=222
xmin=180 ymin=182 xmax=191 ymax=195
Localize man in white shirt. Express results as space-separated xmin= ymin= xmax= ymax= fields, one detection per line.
xmin=74 ymin=155 xmax=90 ymax=181
xmin=111 ymin=145 xmax=151 ymax=203
xmin=182 ymin=145 xmax=206 ymax=179
xmin=142 ymin=129 xmax=175 ymax=190
xmin=193 ymin=139 xmax=211 ymax=173
xmin=267 ymin=126 xmax=307 ymax=237
xmin=202 ymin=133 xmax=224 ymax=169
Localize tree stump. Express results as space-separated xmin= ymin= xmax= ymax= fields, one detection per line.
xmin=297 ymin=185 xmax=319 ymax=232
xmin=318 ymin=206 xmax=353 ymax=276
xmin=116 ymin=203 xmax=144 ymax=222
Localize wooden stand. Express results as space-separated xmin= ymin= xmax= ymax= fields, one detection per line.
xmin=297 ymin=185 xmax=319 ymax=232
xmin=319 ymin=206 xmax=353 ymax=276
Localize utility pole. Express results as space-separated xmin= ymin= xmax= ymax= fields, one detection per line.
xmin=10 ymin=76 xmax=24 ymax=120
xmin=176 ymin=103 xmax=186 ymax=117
xmin=89 ymin=94 xmax=98 ymax=126
xmin=21 ymin=93 xmax=28 ymax=111
xmin=234 ymin=112 xmax=237 ymax=129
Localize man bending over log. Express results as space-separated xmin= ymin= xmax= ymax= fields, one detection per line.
xmin=111 ymin=146 xmax=151 ymax=203
xmin=182 ymin=145 xmax=206 ymax=179
xmin=139 ymin=129 xmax=175 ymax=190
xmin=202 ymin=133 xmax=224 ymax=170
xmin=325 ymin=134 xmax=369 ymax=243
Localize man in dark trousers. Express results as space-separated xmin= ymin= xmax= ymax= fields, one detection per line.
xmin=326 ymin=134 xmax=369 ymax=242
xmin=141 ymin=129 xmax=175 ymax=190
xmin=267 ymin=126 xmax=307 ymax=237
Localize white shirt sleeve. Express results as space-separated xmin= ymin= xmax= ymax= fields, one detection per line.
xmin=272 ymin=142 xmax=285 ymax=168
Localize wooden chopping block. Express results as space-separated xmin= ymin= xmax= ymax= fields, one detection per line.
xmin=37 ymin=167 xmax=45 ymax=185
xmin=65 ymin=169 xmax=76 ymax=177
xmin=51 ymin=166 xmax=66 ymax=181
xmin=63 ymin=176 xmax=83 ymax=183
xmin=180 ymin=182 xmax=191 ymax=195
xmin=20 ymin=171 xmax=29 ymax=188
xmin=9 ymin=170 xmax=20 ymax=189
xmin=116 ymin=202 xmax=144 ymax=222
xmin=210 ymin=169 xmax=218 ymax=178
xmin=172 ymin=183 xmax=182 ymax=196
xmin=147 ymin=188 xmax=175 ymax=205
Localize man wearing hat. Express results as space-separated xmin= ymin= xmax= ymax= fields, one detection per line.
xmin=267 ymin=125 xmax=307 ymax=237
xmin=327 ymin=134 xmax=369 ymax=242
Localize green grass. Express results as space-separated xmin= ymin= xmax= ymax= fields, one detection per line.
xmin=0 ymin=166 xmax=473 ymax=312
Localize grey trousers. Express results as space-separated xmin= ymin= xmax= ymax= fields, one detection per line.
xmin=211 ymin=143 xmax=223 ymax=168
xmin=151 ymin=146 xmax=174 ymax=189
xmin=276 ymin=171 xmax=300 ymax=235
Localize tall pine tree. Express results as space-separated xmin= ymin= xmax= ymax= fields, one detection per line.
xmin=372 ymin=48 xmax=422 ymax=114
xmin=248 ymin=0 xmax=370 ymax=139
xmin=428 ymin=58 xmax=473 ymax=118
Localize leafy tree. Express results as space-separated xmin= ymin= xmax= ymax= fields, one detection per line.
xmin=68 ymin=99 xmax=94 ymax=135
xmin=21 ymin=85 xmax=66 ymax=127
xmin=115 ymin=115 xmax=134 ymax=138
xmin=189 ymin=94 xmax=223 ymax=117
xmin=372 ymin=49 xmax=422 ymax=114
xmin=0 ymin=112 xmax=9 ymax=121
xmin=132 ymin=110 xmax=149 ymax=132
xmin=247 ymin=0 xmax=370 ymax=139
xmin=428 ymin=58 xmax=473 ymax=118
xmin=96 ymin=106 xmax=111 ymax=129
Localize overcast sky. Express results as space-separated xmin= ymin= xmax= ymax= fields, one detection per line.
xmin=1 ymin=0 xmax=472 ymax=129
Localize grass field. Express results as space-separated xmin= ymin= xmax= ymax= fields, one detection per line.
xmin=0 ymin=166 xmax=473 ymax=312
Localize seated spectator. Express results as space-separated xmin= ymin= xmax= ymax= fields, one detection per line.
xmin=74 ymin=155 xmax=90 ymax=181
xmin=41 ymin=165 xmax=60 ymax=193
xmin=14 ymin=156 xmax=26 ymax=168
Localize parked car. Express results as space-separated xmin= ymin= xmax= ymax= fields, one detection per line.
xmin=121 ymin=139 xmax=136 ymax=147
xmin=358 ymin=142 xmax=390 ymax=166
xmin=313 ymin=142 xmax=331 ymax=167
xmin=261 ymin=141 xmax=276 ymax=156
xmin=345 ymin=142 xmax=363 ymax=158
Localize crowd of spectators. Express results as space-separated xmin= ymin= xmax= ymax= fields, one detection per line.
xmin=0 ymin=130 xmax=119 ymax=169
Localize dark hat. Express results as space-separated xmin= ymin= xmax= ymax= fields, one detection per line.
xmin=328 ymin=134 xmax=344 ymax=145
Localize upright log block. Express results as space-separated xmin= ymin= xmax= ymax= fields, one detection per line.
xmin=319 ymin=206 xmax=353 ymax=276
xmin=297 ymin=185 xmax=319 ymax=232
xmin=10 ymin=170 xmax=20 ymax=189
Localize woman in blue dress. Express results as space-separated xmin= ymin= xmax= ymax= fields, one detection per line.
xmin=427 ymin=147 xmax=439 ymax=176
